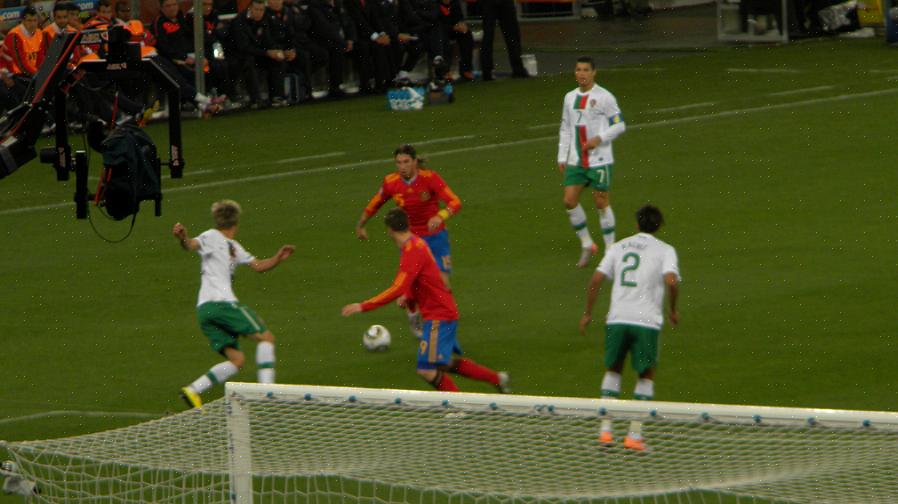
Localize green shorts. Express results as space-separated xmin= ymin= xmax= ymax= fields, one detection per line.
xmin=563 ymin=164 xmax=613 ymax=191
xmin=604 ymin=323 xmax=660 ymax=374
xmin=197 ymin=301 xmax=267 ymax=353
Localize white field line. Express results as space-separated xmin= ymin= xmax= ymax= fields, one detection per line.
xmin=274 ymin=151 xmax=346 ymax=164
xmin=0 ymin=410 xmax=161 ymax=425
xmin=651 ymin=102 xmax=717 ymax=113
xmin=411 ymin=135 xmax=477 ymax=146
xmin=886 ymin=76 xmax=898 ymax=82
xmin=767 ymin=85 xmax=835 ymax=97
xmin=4 ymin=87 xmax=897 ymax=218
xmin=88 ymin=168 xmax=216 ymax=182
xmin=868 ymin=69 xmax=898 ymax=73
xmin=527 ymin=87 xmax=898 ymax=131
xmin=727 ymin=68 xmax=802 ymax=74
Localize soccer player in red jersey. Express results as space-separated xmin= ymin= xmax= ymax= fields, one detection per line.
xmin=356 ymin=144 xmax=461 ymax=286
xmin=343 ymin=208 xmax=510 ymax=393
xmin=356 ymin=144 xmax=462 ymax=336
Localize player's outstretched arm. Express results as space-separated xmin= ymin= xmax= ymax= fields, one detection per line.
xmin=580 ymin=271 xmax=605 ymax=335
xmin=665 ymin=272 xmax=679 ymax=326
xmin=249 ymin=245 xmax=296 ymax=273
xmin=172 ymin=223 xmax=200 ymax=251
xmin=356 ymin=212 xmax=371 ymax=241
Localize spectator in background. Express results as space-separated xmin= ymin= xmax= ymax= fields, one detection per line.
xmin=286 ymin=0 xmax=327 ymax=100
xmin=373 ymin=0 xmax=422 ymax=82
xmin=152 ymin=0 xmax=196 ymax=85
xmin=308 ymin=0 xmax=356 ymax=98
xmin=345 ymin=0 xmax=390 ymax=94
xmin=436 ymin=0 xmax=473 ymax=81
xmin=41 ymin=2 xmax=70 ymax=53
xmin=4 ymin=6 xmax=45 ymax=78
xmin=230 ymin=0 xmax=288 ymax=107
xmin=84 ymin=0 xmax=114 ymax=29
xmin=401 ymin=0 xmax=440 ymax=76
xmin=266 ymin=0 xmax=300 ymax=93
xmin=115 ymin=1 xmax=159 ymax=59
xmin=186 ymin=0 xmax=238 ymax=100
xmin=66 ymin=2 xmax=84 ymax=30
xmin=478 ymin=0 xmax=528 ymax=80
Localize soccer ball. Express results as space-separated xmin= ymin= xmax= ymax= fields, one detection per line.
xmin=363 ymin=325 xmax=391 ymax=352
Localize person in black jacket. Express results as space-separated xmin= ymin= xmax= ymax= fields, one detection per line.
xmin=308 ymin=0 xmax=356 ymax=98
xmin=372 ymin=0 xmax=423 ymax=81
xmin=436 ymin=0 xmax=473 ymax=80
xmin=478 ymin=0 xmax=528 ymax=80
xmin=230 ymin=0 xmax=289 ymax=107
xmin=400 ymin=0 xmax=440 ymax=74
xmin=152 ymin=0 xmax=196 ymax=85
xmin=185 ymin=0 xmax=237 ymax=99
xmin=344 ymin=0 xmax=391 ymax=93
xmin=286 ymin=0 xmax=328 ymax=99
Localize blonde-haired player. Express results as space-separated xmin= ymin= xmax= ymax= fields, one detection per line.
xmin=173 ymin=200 xmax=295 ymax=409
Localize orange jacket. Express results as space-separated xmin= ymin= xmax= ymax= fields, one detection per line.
xmin=4 ymin=24 xmax=45 ymax=75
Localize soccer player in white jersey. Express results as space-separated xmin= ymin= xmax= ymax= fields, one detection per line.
xmin=558 ymin=56 xmax=626 ymax=268
xmin=172 ymin=200 xmax=295 ymax=409
xmin=579 ymin=205 xmax=680 ymax=451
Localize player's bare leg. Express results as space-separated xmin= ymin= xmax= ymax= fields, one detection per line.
xmin=418 ymin=368 xmax=458 ymax=391
xmin=181 ymin=346 xmax=244 ymax=409
xmin=593 ymin=191 xmax=615 ymax=249
xmin=564 ymin=185 xmax=597 ymax=268
xmin=251 ymin=331 xmax=276 ymax=384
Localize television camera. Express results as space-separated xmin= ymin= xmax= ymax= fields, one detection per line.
xmin=0 ymin=25 xmax=185 ymax=221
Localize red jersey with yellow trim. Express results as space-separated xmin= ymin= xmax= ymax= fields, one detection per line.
xmin=360 ymin=235 xmax=458 ymax=320
xmin=364 ymin=169 xmax=461 ymax=237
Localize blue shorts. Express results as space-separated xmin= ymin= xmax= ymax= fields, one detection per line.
xmin=417 ymin=320 xmax=463 ymax=370
xmin=422 ymin=229 xmax=452 ymax=274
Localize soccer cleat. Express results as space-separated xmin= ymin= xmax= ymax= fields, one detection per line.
xmin=623 ymin=435 xmax=646 ymax=451
xmin=576 ymin=243 xmax=598 ymax=268
xmin=180 ymin=387 xmax=203 ymax=410
xmin=496 ymin=371 xmax=511 ymax=393
xmin=599 ymin=431 xmax=614 ymax=445
xmin=408 ymin=311 xmax=423 ymax=338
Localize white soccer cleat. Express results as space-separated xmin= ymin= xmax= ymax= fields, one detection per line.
xmin=577 ymin=243 xmax=598 ymax=268
xmin=496 ymin=371 xmax=511 ymax=394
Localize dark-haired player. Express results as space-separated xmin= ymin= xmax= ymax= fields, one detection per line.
xmin=558 ymin=56 xmax=626 ymax=268
xmin=579 ymin=204 xmax=680 ymax=451
xmin=343 ymin=208 xmax=509 ymax=393
xmin=355 ymin=144 xmax=462 ymax=335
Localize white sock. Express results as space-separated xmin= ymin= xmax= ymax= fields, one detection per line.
xmin=256 ymin=341 xmax=275 ymax=384
xmin=600 ymin=371 xmax=622 ymax=398
xmin=195 ymin=92 xmax=211 ymax=105
xmin=190 ymin=361 xmax=239 ymax=394
xmin=634 ymin=378 xmax=654 ymax=400
xmin=600 ymin=418 xmax=613 ymax=434
xmin=598 ymin=206 xmax=616 ymax=247
xmin=567 ymin=204 xmax=594 ymax=248
xmin=628 ymin=420 xmax=643 ymax=440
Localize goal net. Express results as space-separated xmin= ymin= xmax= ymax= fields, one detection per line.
xmin=2 ymin=382 xmax=897 ymax=503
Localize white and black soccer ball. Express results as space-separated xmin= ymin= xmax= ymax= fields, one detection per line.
xmin=363 ymin=324 xmax=391 ymax=352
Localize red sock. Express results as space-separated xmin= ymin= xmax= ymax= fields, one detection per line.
xmin=451 ymin=358 xmax=499 ymax=385
xmin=435 ymin=372 xmax=459 ymax=391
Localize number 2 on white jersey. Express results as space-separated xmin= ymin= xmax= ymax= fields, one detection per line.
xmin=620 ymin=252 xmax=640 ymax=287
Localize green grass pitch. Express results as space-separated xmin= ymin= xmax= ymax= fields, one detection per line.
xmin=0 ymin=37 xmax=896 ymax=501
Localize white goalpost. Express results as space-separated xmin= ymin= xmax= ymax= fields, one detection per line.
xmin=3 ymin=381 xmax=898 ymax=503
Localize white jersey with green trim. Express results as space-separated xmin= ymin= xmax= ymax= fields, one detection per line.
xmin=596 ymin=232 xmax=680 ymax=330
xmin=194 ymin=229 xmax=255 ymax=307
xmin=558 ymin=83 xmax=626 ymax=168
